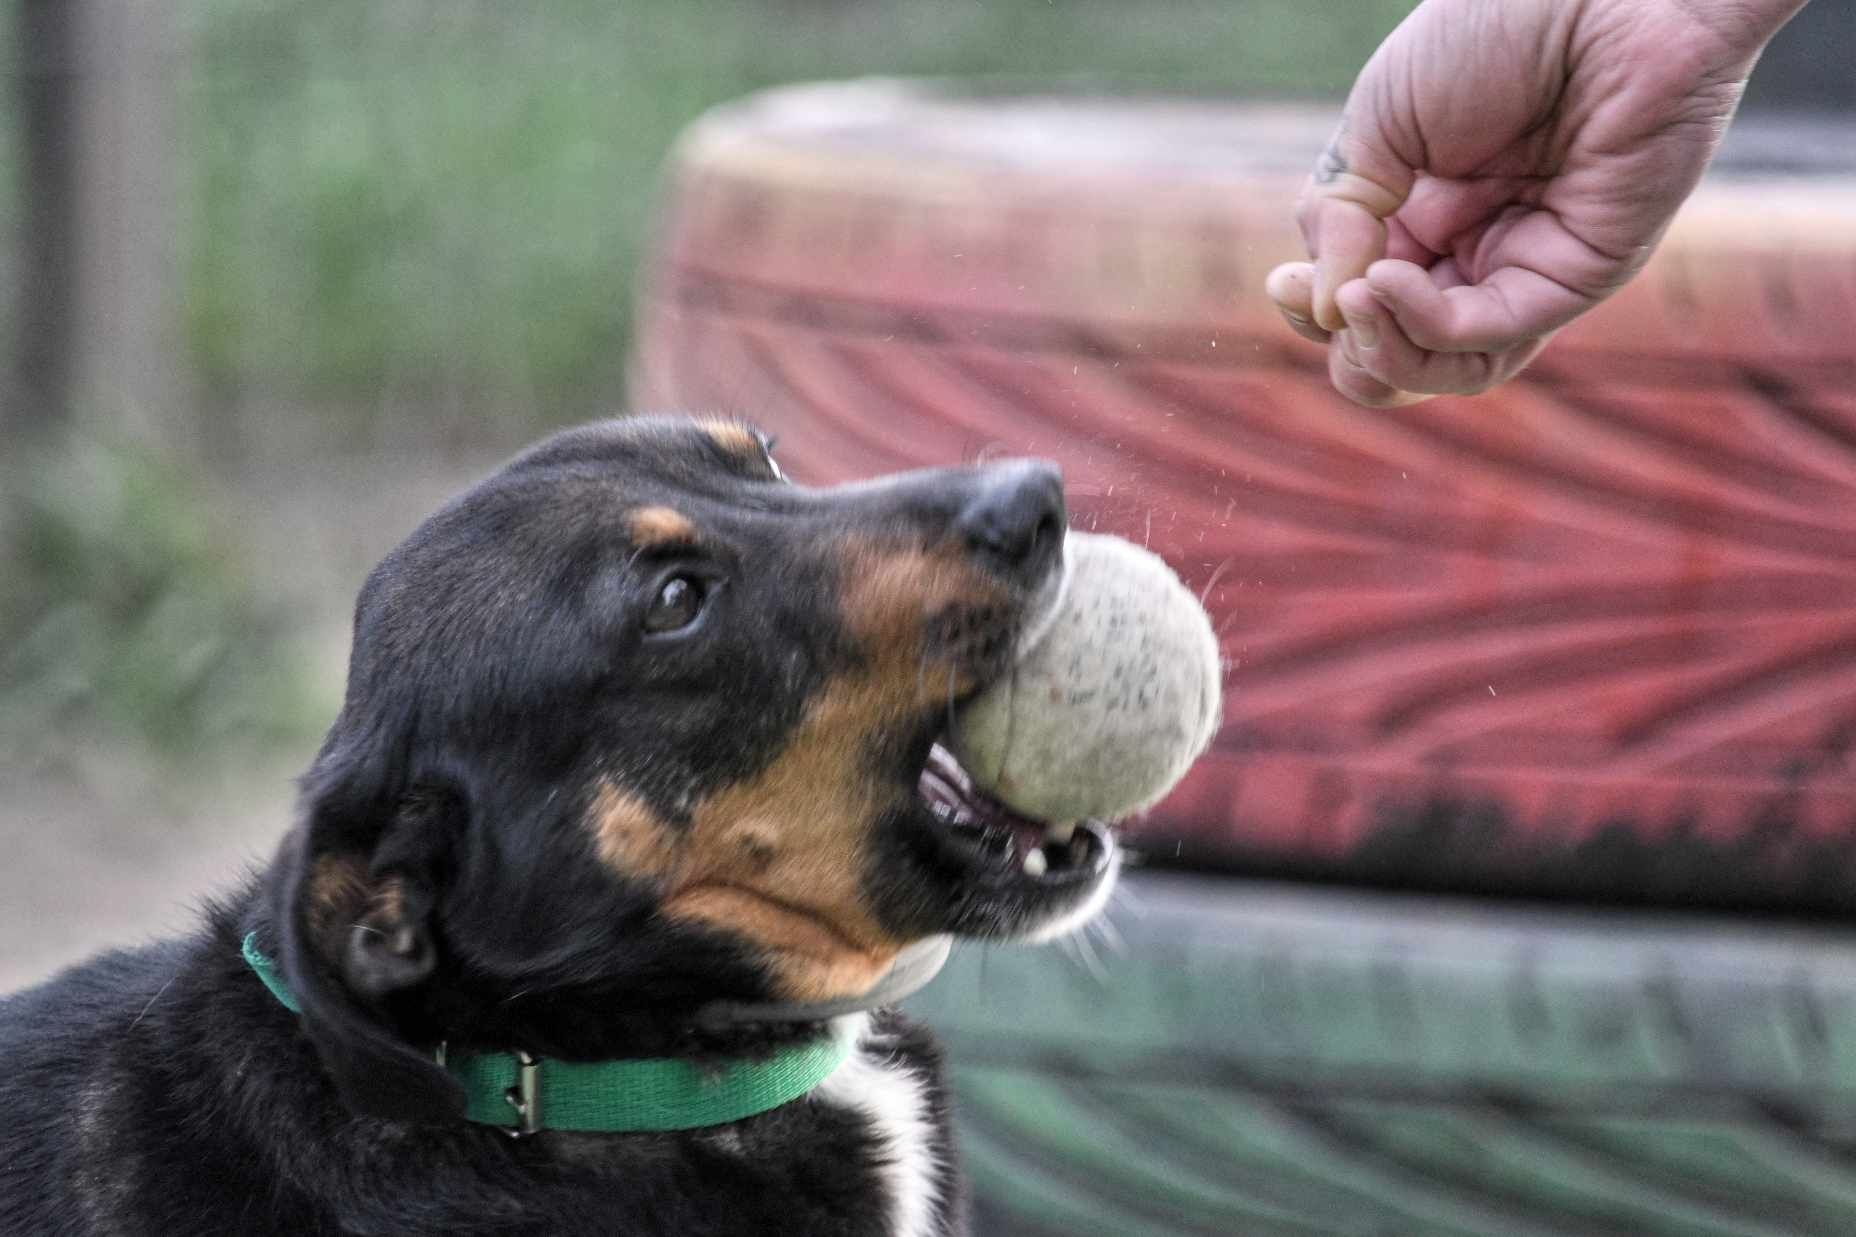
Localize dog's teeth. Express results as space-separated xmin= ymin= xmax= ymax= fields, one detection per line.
xmin=1022 ymin=847 xmax=1048 ymax=877
xmin=1043 ymin=821 xmax=1076 ymax=845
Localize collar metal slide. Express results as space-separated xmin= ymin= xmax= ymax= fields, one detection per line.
xmin=504 ymin=1050 xmax=542 ymax=1137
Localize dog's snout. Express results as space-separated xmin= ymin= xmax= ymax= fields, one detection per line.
xmin=955 ymin=461 xmax=1065 ymax=579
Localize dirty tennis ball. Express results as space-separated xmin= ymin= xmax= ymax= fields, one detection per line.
xmin=951 ymin=532 xmax=1222 ymax=825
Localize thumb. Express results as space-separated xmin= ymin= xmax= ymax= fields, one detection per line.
xmin=1299 ymin=110 xmax=1418 ymax=333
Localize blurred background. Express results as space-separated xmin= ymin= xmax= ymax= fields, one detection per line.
xmin=6 ymin=0 xmax=1852 ymax=982
xmin=6 ymin=3 xmax=1856 ymax=1232
xmin=4 ymin=0 xmax=1851 ymax=983
xmin=0 ymin=0 xmax=1442 ymax=988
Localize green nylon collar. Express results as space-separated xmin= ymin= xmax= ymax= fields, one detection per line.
xmin=240 ymin=932 xmax=851 ymax=1133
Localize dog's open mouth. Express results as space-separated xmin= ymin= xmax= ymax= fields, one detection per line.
xmin=890 ymin=550 xmax=1118 ymax=939
xmin=916 ymin=743 xmax=1113 ymax=888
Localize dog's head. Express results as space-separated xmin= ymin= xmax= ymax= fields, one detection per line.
xmin=269 ymin=416 xmax=1116 ymax=1121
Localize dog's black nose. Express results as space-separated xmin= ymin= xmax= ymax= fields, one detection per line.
xmin=956 ymin=460 xmax=1065 ymax=579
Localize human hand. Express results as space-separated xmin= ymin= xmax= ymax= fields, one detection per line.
xmin=1267 ymin=0 xmax=1809 ymax=407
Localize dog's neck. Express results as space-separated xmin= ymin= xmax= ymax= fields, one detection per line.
xmin=412 ymin=943 xmax=948 ymax=1064
xmin=238 ymin=895 xmax=940 ymax=1069
xmin=386 ymin=957 xmax=846 ymax=1066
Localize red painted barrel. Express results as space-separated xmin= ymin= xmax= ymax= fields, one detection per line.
xmin=633 ymin=81 xmax=1856 ymax=909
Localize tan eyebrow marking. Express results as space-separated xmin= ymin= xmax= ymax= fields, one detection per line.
xmin=627 ymin=505 xmax=698 ymax=548
xmin=697 ymin=418 xmax=764 ymax=463
xmin=590 ymin=784 xmax=678 ymax=881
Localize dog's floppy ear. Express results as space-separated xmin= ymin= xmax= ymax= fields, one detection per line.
xmin=271 ymin=733 xmax=466 ymax=1124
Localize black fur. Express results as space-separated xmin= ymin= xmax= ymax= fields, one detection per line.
xmin=0 ymin=416 xmax=1089 ymax=1236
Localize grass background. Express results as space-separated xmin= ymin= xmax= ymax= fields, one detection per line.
xmin=179 ymin=0 xmax=1416 ymax=434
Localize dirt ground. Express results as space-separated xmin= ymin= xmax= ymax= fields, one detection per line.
xmin=0 ymin=755 xmax=298 ymax=991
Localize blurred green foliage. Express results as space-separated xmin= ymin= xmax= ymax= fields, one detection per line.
xmin=184 ymin=0 xmax=1417 ymax=419
xmin=0 ymin=438 xmax=320 ymax=768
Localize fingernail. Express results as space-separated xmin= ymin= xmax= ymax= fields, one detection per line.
xmin=1283 ymin=309 xmax=1311 ymax=327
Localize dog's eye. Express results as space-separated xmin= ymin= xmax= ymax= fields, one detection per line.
xmin=645 ymin=575 xmax=706 ymax=633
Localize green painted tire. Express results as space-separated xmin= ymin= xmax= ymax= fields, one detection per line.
xmin=908 ymin=872 xmax=1856 ymax=1235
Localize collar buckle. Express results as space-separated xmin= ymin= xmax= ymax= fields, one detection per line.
xmin=434 ymin=1041 xmax=544 ymax=1137
xmin=503 ymin=1050 xmax=543 ymax=1137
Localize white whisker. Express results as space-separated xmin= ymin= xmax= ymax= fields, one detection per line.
xmin=1091 ymin=913 xmax=1128 ymax=959
xmin=1199 ymin=557 xmax=1234 ymax=606
xmin=1070 ymin=929 xmax=1110 ymax=985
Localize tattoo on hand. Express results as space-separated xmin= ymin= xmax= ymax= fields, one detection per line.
xmin=1314 ymin=113 xmax=1349 ymax=185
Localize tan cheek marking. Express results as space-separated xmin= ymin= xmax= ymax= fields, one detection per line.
xmin=658 ymin=672 xmax=909 ymax=1002
xmin=627 ymin=505 xmax=698 ymax=548
xmin=580 ymin=665 xmax=919 ymax=1003
xmin=724 ymin=824 xmax=779 ymax=873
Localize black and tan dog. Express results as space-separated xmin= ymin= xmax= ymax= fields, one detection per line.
xmin=0 ymin=417 xmax=1119 ymax=1236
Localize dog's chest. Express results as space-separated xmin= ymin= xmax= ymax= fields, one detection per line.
xmin=811 ymin=1020 xmax=947 ymax=1237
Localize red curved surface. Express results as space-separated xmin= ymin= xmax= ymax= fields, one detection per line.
xmin=634 ymin=89 xmax=1856 ymax=906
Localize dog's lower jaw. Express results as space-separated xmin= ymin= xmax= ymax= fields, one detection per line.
xmin=697 ymin=935 xmax=955 ymax=1028
xmin=1016 ymin=843 xmax=1123 ymax=945
xmin=660 ymin=882 xmax=905 ymax=1005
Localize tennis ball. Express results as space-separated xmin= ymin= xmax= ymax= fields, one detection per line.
xmin=950 ymin=532 xmax=1222 ymax=824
